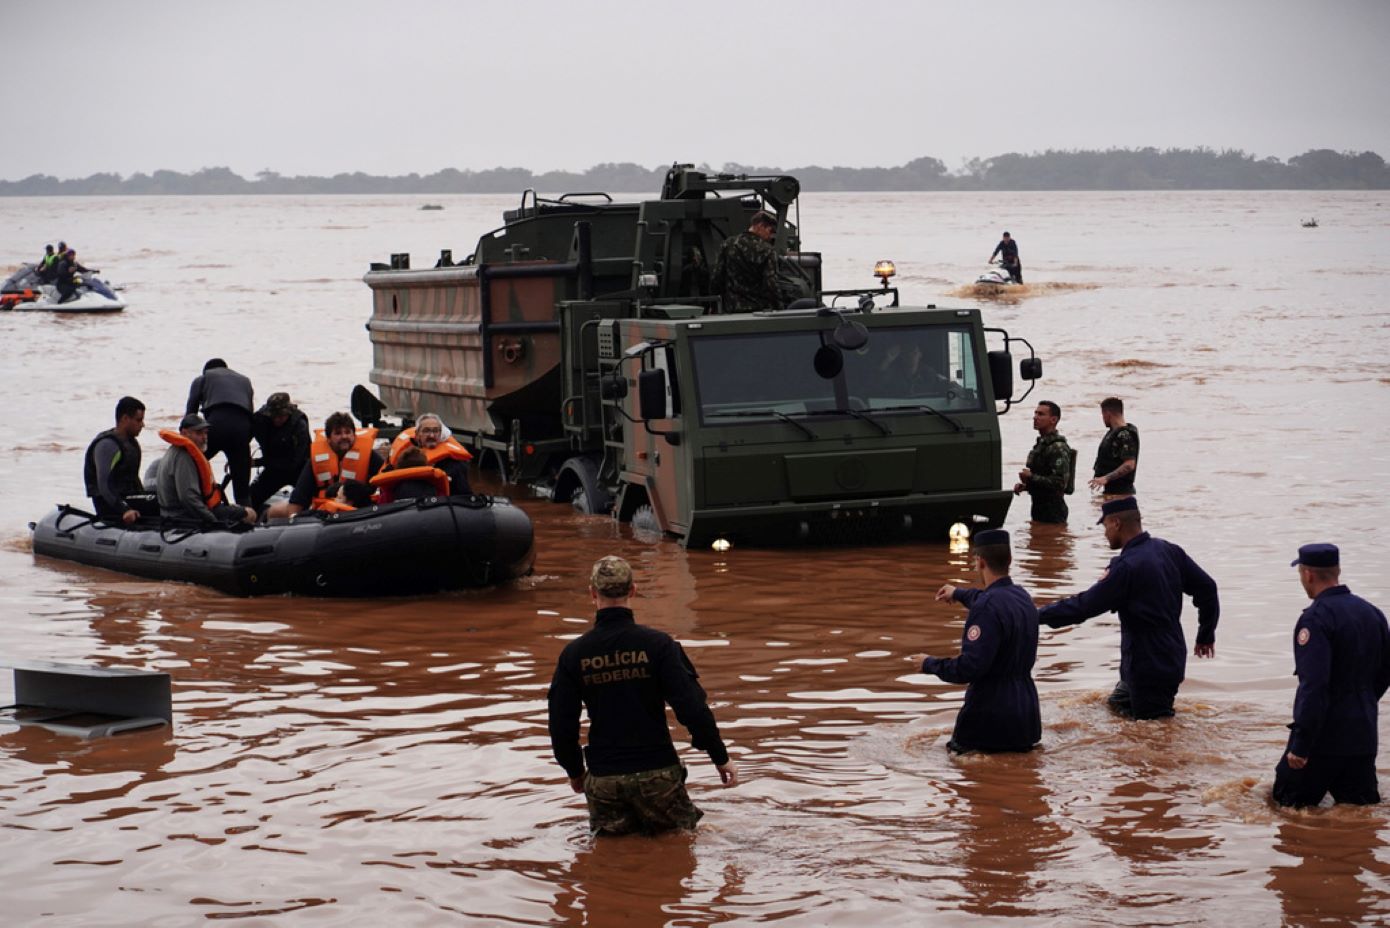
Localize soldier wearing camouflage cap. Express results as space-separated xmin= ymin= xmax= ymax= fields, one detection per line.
xmin=249 ymin=391 xmax=310 ymax=510
xmin=548 ymin=555 xmax=737 ymax=835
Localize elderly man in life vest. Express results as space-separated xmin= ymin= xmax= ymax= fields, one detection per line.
xmin=155 ymin=414 xmax=257 ymax=525
xmin=386 ymin=412 xmax=472 ymax=495
xmin=266 ymin=411 xmax=385 ymax=519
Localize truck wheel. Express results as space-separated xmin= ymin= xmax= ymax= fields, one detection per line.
xmin=570 ymin=484 xmax=606 ymax=514
xmin=559 ymin=456 xmax=612 ymax=515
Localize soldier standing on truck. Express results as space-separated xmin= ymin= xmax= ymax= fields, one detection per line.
xmin=1014 ymin=401 xmax=1074 ymax=524
xmin=711 ymin=210 xmax=780 ymax=314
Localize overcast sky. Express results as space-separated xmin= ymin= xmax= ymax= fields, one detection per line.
xmin=3 ymin=0 xmax=1387 ymax=180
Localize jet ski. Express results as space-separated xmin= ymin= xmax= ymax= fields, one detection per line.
xmin=975 ymin=263 xmax=1017 ymax=287
xmin=1 ymin=263 xmax=126 ymax=313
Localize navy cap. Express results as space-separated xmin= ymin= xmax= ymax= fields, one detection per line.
xmin=1290 ymin=543 xmax=1339 ymax=568
xmin=973 ymin=528 xmax=1010 ymax=548
xmin=1096 ymin=495 xmax=1139 ymax=524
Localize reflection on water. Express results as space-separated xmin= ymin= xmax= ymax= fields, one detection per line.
xmin=1 ymin=190 xmax=1389 ymax=924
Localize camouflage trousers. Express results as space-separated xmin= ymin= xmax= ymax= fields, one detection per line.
xmin=584 ymin=764 xmax=703 ymax=836
xmin=1030 ymin=492 xmax=1068 ymax=524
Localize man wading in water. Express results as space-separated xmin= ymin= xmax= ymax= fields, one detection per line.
xmin=547 ymin=556 xmax=737 ymax=835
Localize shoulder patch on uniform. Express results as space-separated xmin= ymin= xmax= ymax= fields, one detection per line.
xmin=1296 ymin=627 xmax=1310 ymax=646
xmin=966 ymin=625 xmax=982 ymax=642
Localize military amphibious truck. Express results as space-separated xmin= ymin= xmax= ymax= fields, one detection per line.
xmin=355 ymin=165 xmax=1042 ymax=548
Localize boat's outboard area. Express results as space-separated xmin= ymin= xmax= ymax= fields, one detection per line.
xmin=31 ymin=495 xmax=535 ymax=596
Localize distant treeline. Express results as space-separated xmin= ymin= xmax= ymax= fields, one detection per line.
xmin=4 ymin=148 xmax=1388 ymax=195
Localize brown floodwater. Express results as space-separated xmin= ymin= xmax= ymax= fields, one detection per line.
xmin=1 ymin=190 xmax=1388 ymax=926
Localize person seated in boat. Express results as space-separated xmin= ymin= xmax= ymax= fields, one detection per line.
xmin=372 ymin=447 xmax=451 ymax=503
xmin=299 ymin=479 xmax=375 ymax=517
xmin=387 ymin=412 xmax=472 ymax=495
xmin=83 ymin=395 xmax=158 ymax=525
xmin=155 ymin=414 xmax=257 ymax=526
xmin=249 ymin=392 xmax=311 ymax=509
xmin=266 ymin=411 xmax=384 ymax=519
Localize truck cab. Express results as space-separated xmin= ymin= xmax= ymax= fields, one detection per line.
xmin=587 ymin=302 xmax=1035 ymax=548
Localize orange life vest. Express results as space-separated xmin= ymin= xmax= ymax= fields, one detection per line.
xmin=158 ymin=429 xmax=225 ymax=508
xmin=309 ymin=497 xmax=357 ymax=513
xmin=387 ymin=427 xmax=473 ymax=467
xmin=369 ymin=466 xmax=451 ymax=503
xmin=309 ymin=426 xmax=379 ymax=492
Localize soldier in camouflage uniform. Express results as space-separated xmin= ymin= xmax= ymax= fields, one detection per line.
xmin=1088 ymin=396 xmax=1139 ymax=495
xmin=548 ymin=556 xmax=738 ymax=836
xmin=710 ymin=210 xmax=780 ymax=314
xmin=1013 ymin=401 xmax=1073 ymax=523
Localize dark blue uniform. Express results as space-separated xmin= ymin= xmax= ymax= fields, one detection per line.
xmin=548 ymin=607 xmax=729 ymax=778
xmin=1273 ymin=586 xmax=1390 ymax=807
xmin=923 ymin=578 xmax=1042 ymax=752
xmin=1038 ymin=532 xmax=1219 ymax=719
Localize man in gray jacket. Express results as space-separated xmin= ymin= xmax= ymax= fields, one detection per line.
xmin=185 ymin=358 xmax=255 ymax=505
xmin=156 ymin=414 xmax=256 ymax=526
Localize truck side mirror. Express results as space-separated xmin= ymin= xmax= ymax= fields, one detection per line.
xmin=988 ymin=350 xmax=1014 ymax=399
xmin=813 ymin=344 xmax=843 ymax=379
xmin=638 ymin=369 xmax=668 ymax=420
xmin=1020 ymin=358 xmax=1043 ymax=381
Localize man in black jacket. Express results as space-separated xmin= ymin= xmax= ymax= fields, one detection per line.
xmin=185 ymin=358 xmax=255 ymax=505
xmin=249 ymin=392 xmax=310 ymax=509
xmin=548 ymin=556 xmax=738 ymax=835
xmin=989 ymin=231 xmax=1022 ymax=283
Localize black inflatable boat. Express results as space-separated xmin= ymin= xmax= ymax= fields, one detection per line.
xmin=30 ymin=495 xmax=535 ymax=596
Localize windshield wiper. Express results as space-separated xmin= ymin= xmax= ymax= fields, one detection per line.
xmin=706 ymin=409 xmax=818 ymax=439
xmin=877 ymin=403 xmax=966 ymax=433
xmin=803 ymin=406 xmax=893 ymax=436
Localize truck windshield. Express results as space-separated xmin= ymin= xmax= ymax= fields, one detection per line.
xmin=691 ymin=325 xmax=982 ymax=424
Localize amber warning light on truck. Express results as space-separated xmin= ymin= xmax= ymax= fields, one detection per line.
xmin=873 ymin=260 xmax=897 ymax=290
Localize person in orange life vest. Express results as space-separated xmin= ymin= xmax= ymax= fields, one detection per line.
xmin=266 ymin=411 xmax=383 ymax=519
xmin=389 ymin=412 xmax=471 ymax=495
xmin=375 ymin=446 xmax=450 ymax=502
xmin=299 ymin=479 xmax=375 ymax=517
xmin=154 ymin=414 xmax=256 ymax=525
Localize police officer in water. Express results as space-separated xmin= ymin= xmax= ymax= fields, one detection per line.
xmin=1039 ymin=496 xmax=1220 ymax=720
xmin=914 ymin=528 xmax=1042 ymax=753
xmin=1273 ymin=544 xmax=1390 ymax=807
xmin=547 ymin=556 xmax=737 ymax=836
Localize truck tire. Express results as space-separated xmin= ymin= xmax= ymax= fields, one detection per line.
xmin=557 ymin=456 xmax=611 ymax=515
